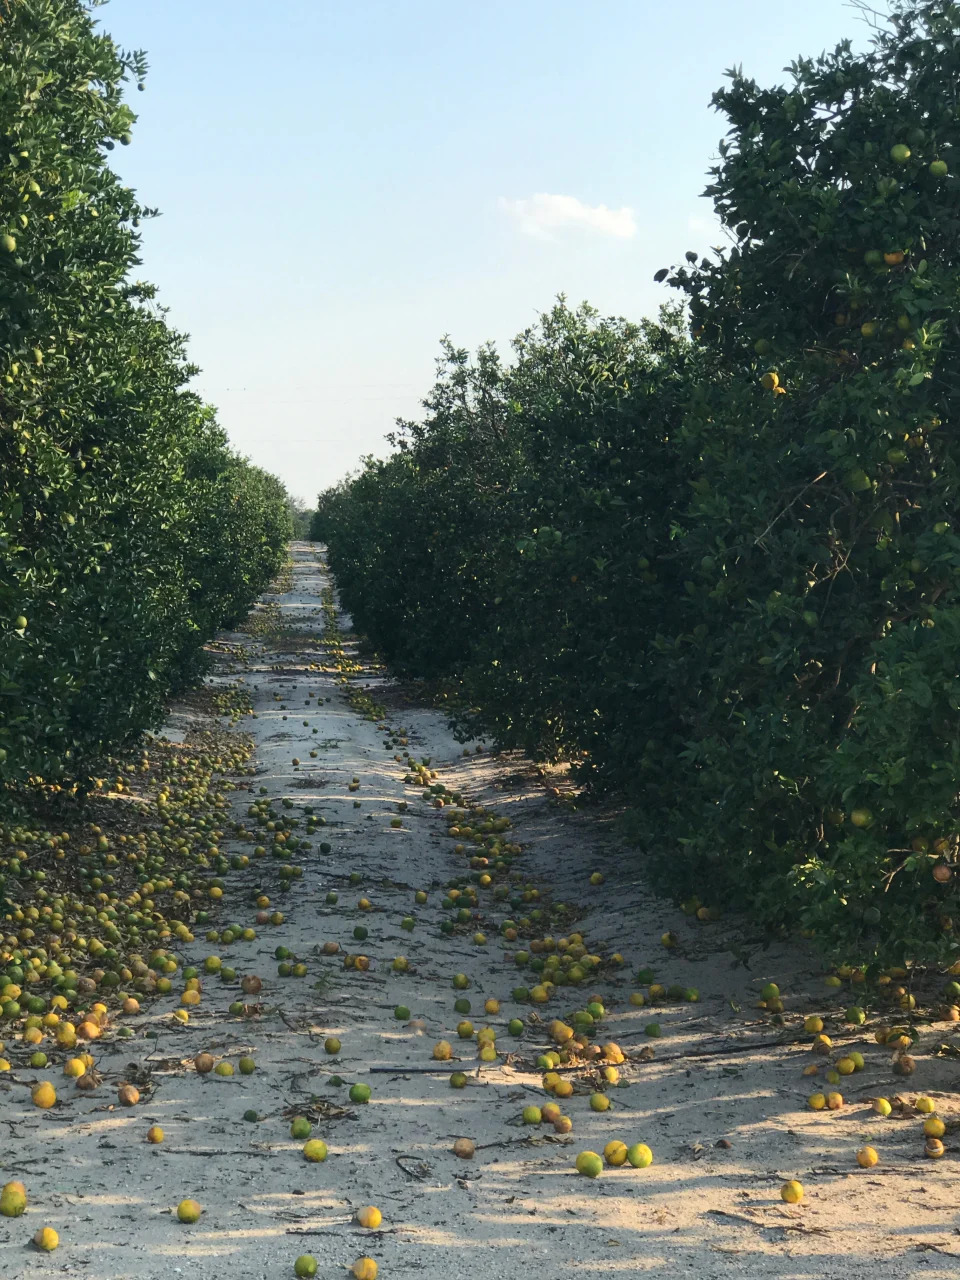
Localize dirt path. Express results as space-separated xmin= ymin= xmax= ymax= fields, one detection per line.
xmin=2 ymin=542 xmax=959 ymax=1280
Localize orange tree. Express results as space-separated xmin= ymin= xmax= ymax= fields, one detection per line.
xmin=452 ymin=302 xmax=695 ymax=773
xmin=318 ymin=299 xmax=697 ymax=772
xmin=318 ymin=0 xmax=960 ymax=966
xmin=0 ymin=0 xmax=290 ymax=795
xmin=315 ymin=334 xmax=522 ymax=679
xmin=180 ymin=415 xmax=293 ymax=649
xmin=642 ymin=0 xmax=960 ymax=964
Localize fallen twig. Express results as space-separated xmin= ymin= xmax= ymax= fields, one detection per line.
xmin=158 ymin=1147 xmax=276 ymax=1158
xmin=285 ymin=1227 xmax=400 ymax=1238
xmin=627 ymin=1033 xmax=869 ymax=1066
xmin=395 ymin=1154 xmax=431 ymax=1181
xmin=474 ymin=1134 xmax=571 ymax=1151
xmin=275 ymin=1008 xmax=307 ymax=1032
xmin=370 ymin=1065 xmax=465 ymax=1074
xmin=705 ymin=1209 xmax=768 ymax=1230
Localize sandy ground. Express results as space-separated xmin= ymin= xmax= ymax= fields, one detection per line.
xmin=2 ymin=541 xmax=960 ymax=1280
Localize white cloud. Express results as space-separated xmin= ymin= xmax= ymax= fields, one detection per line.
xmin=499 ymin=193 xmax=636 ymax=241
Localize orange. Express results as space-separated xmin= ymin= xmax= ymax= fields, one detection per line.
xmin=0 ymin=1182 xmax=27 ymax=1217
xmin=626 ymin=1143 xmax=653 ymax=1168
xmin=31 ymin=1081 xmax=56 ymax=1109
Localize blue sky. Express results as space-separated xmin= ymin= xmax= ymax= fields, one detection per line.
xmin=102 ymin=0 xmax=870 ymax=501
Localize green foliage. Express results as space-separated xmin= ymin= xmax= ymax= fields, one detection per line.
xmin=316 ymin=298 xmax=697 ymax=770
xmin=287 ymin=498 xmax=315 ymax=540
xmin=320 ymin=0 xmax=960 ymax=968
xmin=0 ymin=0 xmax=291 ymax=791
xmin=639 ymin=0 xmax=960 ymax=966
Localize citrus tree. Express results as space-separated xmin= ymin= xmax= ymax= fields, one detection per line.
xmin=0 ymin=0 xmax=291 ymax=794
xmin=318 ymin=0 xmax=960 ymax=967
xmin=318 ymin=299 xmax=696 ymax=770
xmin=316 ymin=333 xmax=522 ymax=679
xmin=643 ymin=0 xmax=960 ymax=963
xmin=455 ymin=302 xmax=695 ymax=775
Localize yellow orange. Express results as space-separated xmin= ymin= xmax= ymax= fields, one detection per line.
xmin=177 ymin=1199 xmax=202 ymax=1223
xmin=33 ymin=1227 xmax=58 ymax=1251
xmin=31 ymin=1081 xmax=56 ymax=1109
